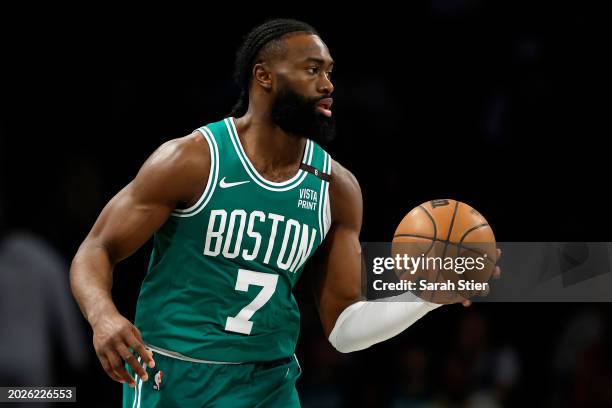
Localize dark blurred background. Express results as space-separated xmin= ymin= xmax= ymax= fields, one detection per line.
xmin=1 ymin=2 xmax=611 ymax=407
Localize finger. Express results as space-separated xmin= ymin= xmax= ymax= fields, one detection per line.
xmin=497 ymin=248 xmax=502 ymax=260
xmin=130 ymin=328 xmax=155 ymax=369
xmin=107 ymin=349 xmax=136 ymax=387
xmin=128 ymin=338 xmax=155 ymax=370
xmin=493 ymin=266 xmax=501 ymax=279
xmin=462 ymin=299 xmax=472 ymax=307
xmin=99 ymin=353 xmax=125 ymax=384
xmin=117 ymin=343 xmax=148 ymax=382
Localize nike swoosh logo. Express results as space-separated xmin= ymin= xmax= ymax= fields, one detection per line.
xmin=219 ymin=177 xmax=250 ymax=189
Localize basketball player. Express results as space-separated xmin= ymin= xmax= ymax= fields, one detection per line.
xmin=70 ymin=19 xmax=501 ymax=407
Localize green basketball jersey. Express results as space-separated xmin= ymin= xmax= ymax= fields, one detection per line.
xmin=134 ymin=117 xmax=332 ymax=363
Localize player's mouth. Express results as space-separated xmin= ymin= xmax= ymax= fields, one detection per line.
xmin=315 ymin=98 xmax=333 ymax=117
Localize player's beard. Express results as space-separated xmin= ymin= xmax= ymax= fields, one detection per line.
xmin=270 ymin=86 xmax=336 ymax=145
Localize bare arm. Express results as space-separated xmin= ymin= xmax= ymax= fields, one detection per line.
xmin=70 ymin=131 xmax=209 ymax=385
xmin=314 ymin=160 xmax=364 ymax=337
xmin=313 ymin=161 xmax=502 ymax=353
xmin=313 ymin=160 xmax=442 ymax=353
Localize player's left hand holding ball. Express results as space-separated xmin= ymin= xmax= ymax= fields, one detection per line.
xmin=461 ymin=248 xmax=502 ymax=307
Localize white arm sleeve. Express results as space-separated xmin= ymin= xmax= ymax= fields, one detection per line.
xmin=328 ymin=291 xmax=443 ymax=353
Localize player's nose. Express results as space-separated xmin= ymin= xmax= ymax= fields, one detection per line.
xmin=318 ymin=75 xmax=334 ymax=95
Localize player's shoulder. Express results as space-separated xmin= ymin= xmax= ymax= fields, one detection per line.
xmin=329 ymin=159 xmax=362 ymax=227
xmin=143 ymin=131 xmax=210 ymax=177
xmin=156 ymin=131 xmax=210 ymax=165
xmin=330 ymin=159 xmax=361 ymax=200
xmin=132 ymin=131 xmax=210 ymax=202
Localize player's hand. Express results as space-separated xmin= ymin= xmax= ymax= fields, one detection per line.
xmin=91 ymin=311 xmax=155 ymax=387
xmin=461 ymin=248 xmax=502 ymax=307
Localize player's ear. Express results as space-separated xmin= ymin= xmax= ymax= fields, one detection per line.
xmin=253 ymin=63 xmax=273 ymax=90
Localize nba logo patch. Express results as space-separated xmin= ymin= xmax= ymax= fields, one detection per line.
xmin=152 ymin=369 xmax=163 ymax=390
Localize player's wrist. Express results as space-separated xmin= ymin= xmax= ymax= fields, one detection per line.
xmin=87 ymin=301 xmax=120 ymax=329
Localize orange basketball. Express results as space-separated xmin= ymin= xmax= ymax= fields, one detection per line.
xmin=392 ymin=199 xmax=497 ymax=304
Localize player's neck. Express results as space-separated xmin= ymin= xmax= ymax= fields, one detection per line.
xmin=233 ymin=114 xmax=307 ymax=171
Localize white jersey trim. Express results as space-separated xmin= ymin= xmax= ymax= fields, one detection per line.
xmin=171 ymin=126 xmax=219 ymax=217
xmin=226 ymin=117 xmax=312 ymax=192
xmin=146 ymin=343 xmax=243 ymax=364
xmin=318 ymin=152 xmax=331 ymax=243
xmin=323 ymin=157 xmax=332 ymax=238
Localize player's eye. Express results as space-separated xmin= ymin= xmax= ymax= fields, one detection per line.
xmin=326 ymin=71 xmax=333 ymax=79
xmin=307 ymin=67 xmax=319 ymax=75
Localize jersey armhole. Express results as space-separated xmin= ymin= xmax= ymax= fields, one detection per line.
xmin=170 ymin=127 xmax=220 ymax=217
xmin=319 ymin=153 xmax=332 ymax=242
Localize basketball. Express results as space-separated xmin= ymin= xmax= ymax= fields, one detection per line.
xmin=392 ymin=199 xmax=497 ymax=304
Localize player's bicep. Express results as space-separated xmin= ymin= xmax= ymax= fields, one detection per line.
xmin=87 ymin=181 xmax=173 ymax=264
xmin=86 ymin=136 xmax=208 ymax=264
xmin=314 ymin=160 xmax=364 ymax=336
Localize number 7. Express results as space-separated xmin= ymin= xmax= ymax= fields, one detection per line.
xmin=225 ymin=269 xmax=279 ymax=335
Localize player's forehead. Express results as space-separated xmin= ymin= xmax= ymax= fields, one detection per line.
xmin=282 ymin=33 xmax=334 ymax=66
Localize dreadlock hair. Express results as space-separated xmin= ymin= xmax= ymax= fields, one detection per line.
xmin=228 ymin=18 xmax=319 ymax=118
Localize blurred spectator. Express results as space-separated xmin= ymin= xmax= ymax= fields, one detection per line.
xmin=0 ymin=230 xmax=88 ymax=405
